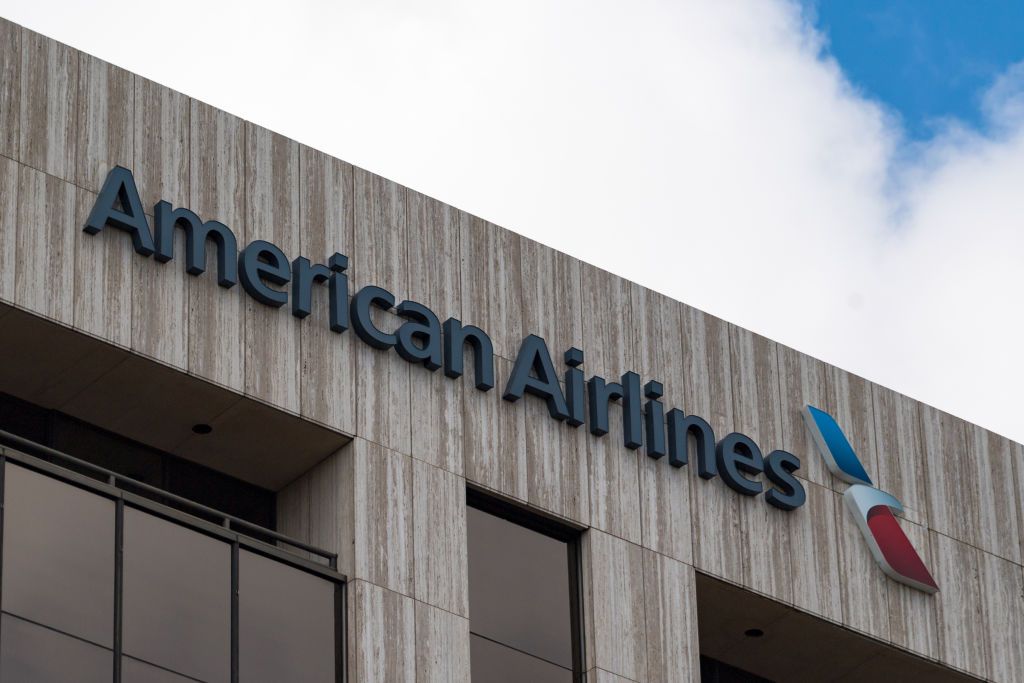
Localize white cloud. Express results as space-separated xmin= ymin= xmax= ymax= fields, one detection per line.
xmin=2 ymin=0 xmax=1021 ymax=441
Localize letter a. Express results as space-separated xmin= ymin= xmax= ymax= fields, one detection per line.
xmin=84 ymin=166 xmax=155 ymax=255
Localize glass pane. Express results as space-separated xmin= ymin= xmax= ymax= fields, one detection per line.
xmin=122 ymin=656 xmax=201 ymax=683
xmin=239 ymin=549 xmax=335 ymax=683
xmin=122 ymin=508 xmax=231 ymax=683
xmin=0 ymin=612 xmax=112 ymax=683
xmin=470 ymin=634 xmax=573 ymax=683
xmin=1 ymin=464 xmax=115 ymax=645
xmin=467 ymin=506 xmax=573 ymax=668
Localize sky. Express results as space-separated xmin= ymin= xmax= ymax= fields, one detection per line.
xmin=1 ymin=0 xmax=1023 ymax=444
xmin=807 ymin=0 xmax=1024 ymax=138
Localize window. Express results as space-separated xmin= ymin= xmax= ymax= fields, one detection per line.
xmin=122 ymin=508 xmax=232 ymax=682
xmin=466 ymin=490 xmax=583 ymax=682
xmin=0 ymin=446 xmax=343 ymax=682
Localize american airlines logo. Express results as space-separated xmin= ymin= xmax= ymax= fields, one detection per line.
xmin=803 ymin=406 xmax=939 ymax=594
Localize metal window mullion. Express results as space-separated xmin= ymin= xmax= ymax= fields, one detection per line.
xmin=231 ymin=540 xmax=239 ymax=683
xmin=0 ymin=456 xmax=6 ymax=650
xmin=568 ymin=538 xmax=586 ymax=683
xmin=114 ymin=498 xmax=124 ymax=683
xmin=336 ymin=581 xmax=346 ymax=683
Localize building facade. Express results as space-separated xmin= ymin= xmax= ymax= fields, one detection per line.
xmin=0 ymin=17 xmax=1022 ymax=682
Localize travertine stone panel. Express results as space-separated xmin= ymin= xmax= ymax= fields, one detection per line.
xmin=679 ymin=305 xmax=733 ymax=431
xmin=278 ymin=449 xmax=346 ymax=562
xmin=588 ymin=410 xmax=642 ymax=544
xmin=352 ymin=167 xmax=408 ymax=294
xmin=405 ymin=194 xmax=465 ymax=471
xmin=410 ymin=362 xmax=464 ymax=475
xmin=834 ymin=488 xmax=890 ymax=640
xmin=460 ymin=216 xmax=522 ymax=361
xmin=639 ymin=446 xmax=692 ymax=564
xmin=353 ymin=438 xmax=414 ymax=595
xmin=188 ymin=100 xmax=245 ymax=391
xmin=244 ymin=123 xmax=301 ymax=412
xmin=0 ymin=156 xmax=18 ymax=302
xmin=0 ymin=19 xmax=20 ymax=159
xmin=463 ymin=356 xmax=527 ymax=501
xmin=629 ymin=284 xmax=670 ymax=385
xmin=132 ymin=78 xmax=189 ymax=367
xmin=729 ymin=325 xmax=783 ymax=448
xmin=739 ymin=494 xmax=794 ymax=604
xmin=307 ymin=451 xmax=346 ymax=558
xmin=787 ymin=481 xmax=843 ymax=623
xmin=776 ymin=344 xmax=830 ymax=487
xmin=980 ymin=551 xmax=1024 ymax=683
xmin=414 ymin=601 xmax=471 ymax=683
xmin=75 ymin=54 xmax=133 ymax=193
xmin=583 ymin=530 xmax=647 ymax=681
xmin=581 ymin=264 xmax=633 ymax=379
xmin=356 ymin=313 xmax=413 ymax=455
xmin=637 ymin=290 xmax=691 ymax=561
xmin=688 ymin=474 xmax=745 ymax=586
xmin=1017 ymin=441 xmax=1024 ymax=573
xmin=520 ymin=377 xmax=590 ymax=524
xmin=18 ymin=27 xmax=76 ymax=180
xmin=403 ymin=192 xmax=464 ymax=466
xmin=521 ymin=236 xmax=584 ymax=364
xmin=658 ymin=292 xmax=686 ymax=409
xmin=931 ymin=532 xmax=988 ymax=679
xmin=885 ymin=519 xmax=939 ymax=660
xmin=970 ymin=425 xmax=1022 ymax=564
xmin=133 ymin=77 xmax=189 ymax=212
xmin=189 ymin=101 xmax=244 ymax=227
xmin=349 ymin=580 xmax=416 ymax=683
xmin=15 ymin=166 xmax=75 ymax=321
xmin=333 ymin=448 xmax=358 ymax=576
xmin=730 ymin=326 xmax=791 ymax=599
xmin=825 ymin=366 xmax=879 ymax=483
xmin=406 ymin=190 xmax=462 ymax=320
xmin=73 ymin=187 xmax=133 ymax=346
xmin=683 ymin=306 xmax=744 ymax=585
xmin=275 ymin=466 xmax=311 ymax=559
xmin=642 ymin=550 xmax=700 ymax=683
xmin=920 ymin=405 xmax=980 ymax=544
xmin=871 ymin=385 xmax=929 ymax=526
xmin=73 ymin=55 xmax=134 ymax=345
xmin=132 ymin=227 xmax=188 ymax=369
xmin=630 ymin=287 xmax=663 ymax=383
xmin=584 ymin=266 xmax=641 ymax=543
xmin=297 ymin=146 xmax=356 ymax=434
xmin=412 ymin=460 xmax=469 ymax=617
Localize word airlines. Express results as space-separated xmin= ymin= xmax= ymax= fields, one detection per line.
xmin=85 ymin=166 xmax=807 ymax=511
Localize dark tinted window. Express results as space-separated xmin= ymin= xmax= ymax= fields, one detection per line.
xmin=470 ymin=634 xmax=574 ymax=683
xmin=1 ymin=464 xmax=115 ymax=646
xmin=122 ymin=656 xmax=201 ymax=682
xmin=122 ymin=509 xmax=231 ymax=682
xmin=467 ymin=497 xmax=580 ymax=681
xmin=239 ymin=549 xmax=337 ymax=683
xmin=0 ymin=613 xmax=112 ymax=683
xmin=0 ymin=455 xmax=343 ymax=682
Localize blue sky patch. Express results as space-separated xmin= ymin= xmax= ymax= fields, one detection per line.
xmin=804 ymin=0 xmax=1024 ymax=138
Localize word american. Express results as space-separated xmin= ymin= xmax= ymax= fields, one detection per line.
xmin=85 ymin=166 xmax=807 ymax=511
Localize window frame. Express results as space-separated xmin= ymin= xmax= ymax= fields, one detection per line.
xmin=466 ymin=486 xmax=586 ymax=683
xmin=0 ymin=439 xmax=346 ymax=683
